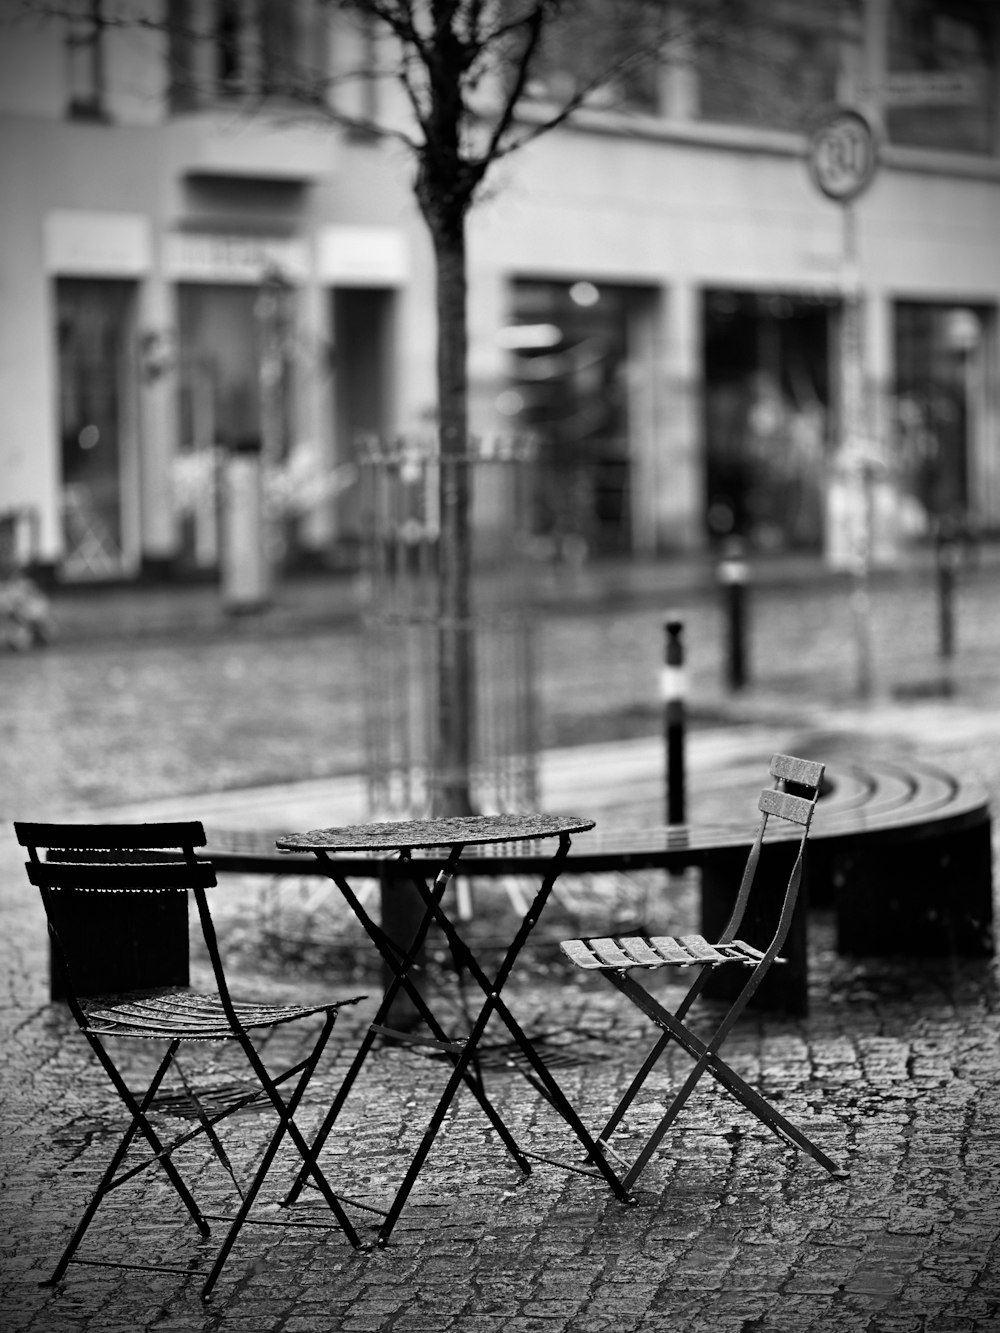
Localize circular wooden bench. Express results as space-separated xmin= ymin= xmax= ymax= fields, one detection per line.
xmin=809 ymin=756 xmax=993 ymax=959
xmin=203 ymin=755 xmax=993 ymax=1017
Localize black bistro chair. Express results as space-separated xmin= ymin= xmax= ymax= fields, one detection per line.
xmin=559 ymin=754 xmax=849 ymax=1191
xmin=17 ymin=820 xmax=366 ymax=1300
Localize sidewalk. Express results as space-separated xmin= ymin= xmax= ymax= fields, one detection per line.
xmin=36 ymin=541 xmax=994 ymax=646
xmin=3 ymin=718 xmax=1000 ymax=1331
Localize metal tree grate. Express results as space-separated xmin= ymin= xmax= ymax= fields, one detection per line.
xmin=358 ymin=437 xmax=540 ymax=819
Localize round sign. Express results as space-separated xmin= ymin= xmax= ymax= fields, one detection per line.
xmin=807 ymin=107 xmax=879 ymax=203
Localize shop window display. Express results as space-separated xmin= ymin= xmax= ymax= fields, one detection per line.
xmin=703 ymin=290 xmax=834 ymax=551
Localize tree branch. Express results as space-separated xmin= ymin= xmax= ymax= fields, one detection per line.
xmin=476 ymin=1 xmax=548 ymax=167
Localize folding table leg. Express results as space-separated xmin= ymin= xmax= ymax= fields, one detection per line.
xmin=283 ymin=957 xmax=529 ymax=1211
xmin=375 ymin=991 xmax=508 ymax=1246
xmin=402 ymin=842 xmax=633 ymax=1210
xmin=284 ymin=852 xmax=530 ymax=1214
xmin=372 ymin=989 xmax=623 ymax=1247
xmin=373 ymin=837 xmax=625 ymax=1245
xmin=466 ymin=990 xmax=635 ymax=1203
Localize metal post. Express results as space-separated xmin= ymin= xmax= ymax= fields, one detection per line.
xmin=718 ymin=537 xmax=750 ymax=691
xmin=662 ymin=618 xmax=686 ymax=826
xmin=936 ymin=524 xmax=959 ymax=661
xmin=805 ymin=109 xmax=880 ymax=699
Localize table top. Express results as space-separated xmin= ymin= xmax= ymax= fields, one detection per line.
xmin=275 ymin=812 xmax=595 ymax=854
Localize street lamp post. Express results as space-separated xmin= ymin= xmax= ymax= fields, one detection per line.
xmin=806 ymin=106 xmax=880 ymax=700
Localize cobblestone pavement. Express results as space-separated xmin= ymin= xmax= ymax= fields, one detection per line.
xmin=3 ymin=553 xmax=1000 ymax=1331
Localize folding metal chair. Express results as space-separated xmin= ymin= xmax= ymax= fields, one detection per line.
xmin=16 ymin=820 xmax=366 ymax=1300
xmin=560 ymin=754 xmax=849 ymax=1191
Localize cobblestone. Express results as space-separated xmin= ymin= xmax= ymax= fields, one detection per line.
xmin=6 ymin=556 xmax=1000 ymax=1329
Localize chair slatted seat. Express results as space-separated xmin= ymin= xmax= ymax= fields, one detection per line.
xmin=79 ymin=988 xmax=340 ymax=1039
xmin=559 ymin=754 xmax=849 ymax=1192
xmin=16 ymin=820 xmax=367 ymax=1300
xmin=562 ymin=935 xmax=768 ymax=970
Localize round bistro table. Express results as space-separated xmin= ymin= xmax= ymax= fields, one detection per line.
xmin=275 ymin=812 xmax=632 ymax=1245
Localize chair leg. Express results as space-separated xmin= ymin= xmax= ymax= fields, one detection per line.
xmin=596 ymin=1028 xmax=673 ymax=1150
xmin=249 ymin=1014 xmax=361 ymax=1221
xmin=606 ymin=972 xmax=847 ymax=1188
xmin=201 ymin=1013 xmax=361 ymax=1300
xmin=87 ymin=1037 xmax=211 ymax=1224
xmin=620 ymin=1031 xmax=723 ymax=1190
xmin=46 ymin=1040 xmax=209 ymax=1287
xmin=639 ymin=998 xmax=847 ymax=1180
xmin=594 ymin=964 xmax=717 ymax=1149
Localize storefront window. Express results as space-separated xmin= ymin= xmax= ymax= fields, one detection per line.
xmin=886 ymin=0 xmax=997 ymax=155
xmin=56 ymin=279 xmax=134 ymax=579
xmin=697 ymin=0 xmax=842 ymax=132
xmin=892 ymin=302 xmax=991 ymax=536
xmin=167 ymin=0 xmax=321 ymax=109
xmin=504 ymin=280 xmax=636 ymax=557
xmin=703 ymin=290 xmax=834 ymax=551
xmin=65 ymin=0 xmax=107 ymax=120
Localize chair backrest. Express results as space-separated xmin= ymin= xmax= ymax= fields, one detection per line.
xmin=15 ymin=821 xmax=220 ymax=1017
xmin=718 ymin=753 xmax=825 ymax=958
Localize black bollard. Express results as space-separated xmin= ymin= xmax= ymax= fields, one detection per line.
xmin=718 ymin=536 xmax=750 ymax=691
xmin=663 ymin=618 xmax=686 ymax=826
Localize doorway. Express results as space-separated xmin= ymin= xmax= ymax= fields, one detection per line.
xmin=56 ymin=278 xmax=137 ymax=579
xmin=331 ymin=286 xmax=396 ymax=552
xmin=176 ymin=284 xmax=259 ymax=571
xmin=176 ymin=279 xmax=297 ymax=570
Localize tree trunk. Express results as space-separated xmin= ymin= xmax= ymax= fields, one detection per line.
xmin=431 ymin=222 xmax=476 ymax=816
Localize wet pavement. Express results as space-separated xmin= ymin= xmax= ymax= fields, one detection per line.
xmin=3 ymin=551 xmax=1000 ymax=1331
xmin=6 ymin=545 xmax=1000 ymax=815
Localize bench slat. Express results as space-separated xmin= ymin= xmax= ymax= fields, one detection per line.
xmin=200 ymin=760 xmax=990 ymax=874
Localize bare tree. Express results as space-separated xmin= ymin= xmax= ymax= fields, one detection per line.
xmin=319 ymin=0 xmax=853 ymax=814
xmin=313 ymin=0 xmax=725 ymax=815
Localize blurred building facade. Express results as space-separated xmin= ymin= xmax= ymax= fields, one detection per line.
xmin=1 ymin=0 xmax=998 ymax=582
